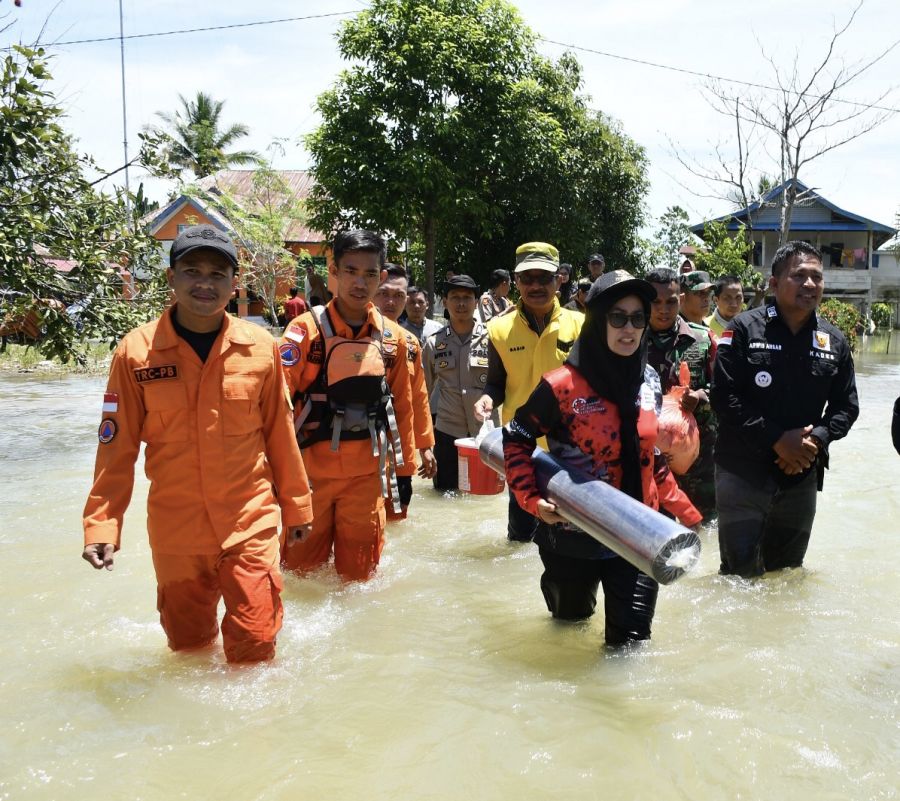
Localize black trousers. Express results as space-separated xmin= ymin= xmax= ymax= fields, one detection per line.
xmin=538 ymin=547 xmax=659 ymax=645
xmin=716 ymin=465 xmax=818 ymax=578
xmin=433 ymin=428 xmax=460 ymax=491
xmin=508 ymin=488 xmax=538 ymax=542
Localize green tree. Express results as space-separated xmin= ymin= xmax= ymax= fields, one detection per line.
xmin=306 ymin=0 xmax=647 ymax=298
xmin=187 ymin=157 xmax=309 ymax=326
xmin=149 ymin=91 xmax=262 ymax=179
xmin=870 ymin=301 xmax=892 ymax=329
xmin=693 ymin=220 xmax=760 ymax=287
xmin=819 ymin=298 xmax=861 ymax=351
xmin=654 ymin=205 xmax=696 ymax=271
xmin=0 ymin=46 xmax=166 ymax=363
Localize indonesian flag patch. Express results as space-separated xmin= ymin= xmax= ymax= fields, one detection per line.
xmin=718 ymin=330 xmax=733 ymax=346
xmin=284 ymin=324 xmax=306 ymax=345
xmin=102 ymin=392 xmax=119 ymax=413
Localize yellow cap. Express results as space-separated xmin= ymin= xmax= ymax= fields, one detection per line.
xmin=514 ymin=242 xmax=560 ymax=273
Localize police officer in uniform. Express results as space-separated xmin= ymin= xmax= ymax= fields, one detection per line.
xmin=424 ymin=275 xmax=499 ymax=490
xmin=711 ymin=241 xmax=859 ymax=578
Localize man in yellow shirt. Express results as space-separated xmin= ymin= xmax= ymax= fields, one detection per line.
xmin=704 ymin=274 xmax=745 ymax=337
xmin=474 ymin=242 xmax=584 ymax=541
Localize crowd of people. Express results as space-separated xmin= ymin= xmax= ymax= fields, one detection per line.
xmin=82 ymin=224 xmax=872 ymax=661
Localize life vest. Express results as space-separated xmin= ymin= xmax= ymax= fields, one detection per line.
xmin=293 ymin=306 xmax=405 ymax=509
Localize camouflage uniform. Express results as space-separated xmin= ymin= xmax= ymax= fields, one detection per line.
xmin=647 ymin=318 xmax=718 ymax=520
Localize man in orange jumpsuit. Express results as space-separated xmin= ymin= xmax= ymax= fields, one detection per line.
xmin=374 ymin=263 xmax=437 ymax=519
xmin=82 ymin=225 xmax=313 ymax=664
xmin=281 ymin=230 xmax=417 ymax=580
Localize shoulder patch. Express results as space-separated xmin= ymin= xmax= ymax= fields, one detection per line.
xmin=284 ymin=324 xmax=306 ymax=345
xmin=309 ymin=338 xmax=325 ymax=365
xmin=280 ymin=341 xmax=301 ymax=366
xmin=98 ymin=418 xmax=117 ymax=444
xmin=718 ymin=330 xmax=733 ymax=346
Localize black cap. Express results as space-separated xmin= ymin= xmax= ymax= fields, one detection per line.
xmin=443 ymin=274 xmax=479 ymax=294
xmin=584 ymin=269 xmax=656 ymax=309
xmin=169 ymin=224 xmax=238 ymax=269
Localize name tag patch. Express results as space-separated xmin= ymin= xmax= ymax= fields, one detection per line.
xmin=133 ymin=365 xmax=178 ymax=383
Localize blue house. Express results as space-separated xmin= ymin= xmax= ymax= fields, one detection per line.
xmin=690 ymin=179 xmax=897 ymax=308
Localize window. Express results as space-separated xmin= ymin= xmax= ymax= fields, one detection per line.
xmin=829 ymin=243 xmax=843 ymax=267
xmin=752 ymin=241 xmax=763 ymax=267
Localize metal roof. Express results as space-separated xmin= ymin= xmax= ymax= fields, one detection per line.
xmin=144 ymin=170 xmax=326 ymax=244
xmin=690 ymin=179 xmax=896 ymax=242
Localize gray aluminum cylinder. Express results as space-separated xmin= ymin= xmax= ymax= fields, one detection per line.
xmin=479 ymin=428 xmax=700 ymax=585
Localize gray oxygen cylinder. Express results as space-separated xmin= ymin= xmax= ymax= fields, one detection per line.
xmin=479 ymin=428 xmax=701 ymax=585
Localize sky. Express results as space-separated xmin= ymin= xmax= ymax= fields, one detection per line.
xmin=3 ymin=0 xmax=899 ymax=242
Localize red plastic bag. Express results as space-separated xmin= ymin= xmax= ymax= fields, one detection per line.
xmin=656 ymin=362 xmax=700 ymax=475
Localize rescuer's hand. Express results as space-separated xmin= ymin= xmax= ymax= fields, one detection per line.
xmin=286 ymin=524 xmax=313 ymax=546
xmin=417 ymin=448 xmax=437 ymax=479
xmin=773 ymin=426 xmax=818 ymax=474
xmin=536 ymin=499 xmax=566 ymax=525
xmin=82 ymin=543 xmax=115 ymax=571
xmin=473 ymin=395 xmax=493 ymax=421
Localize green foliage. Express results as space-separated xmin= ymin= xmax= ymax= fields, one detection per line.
xmin=653 ymin=205 xmax=695 ymax=271
xmin=818 ymin=298 xmax=861 ymax=351
xmin=187 ymin=160 xmax=309 ymax=325
xmin=306 ymin=0 xmax=647 ymax=297
xmin=694 ymin=221 xmax=761 ymax=287
xmin=0 ymin=46 xmax=167 ymax=364
xmin=148 ymin=91 xmax=262 ymax=179
xmin=870 ymin=301 xmax=892 ymax=329
xmin=0 ymin=341 xmax=114 ymax=373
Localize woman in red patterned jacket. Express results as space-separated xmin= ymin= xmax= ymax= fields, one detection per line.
xmin=503 ymin=270 xmax=701 ymax=646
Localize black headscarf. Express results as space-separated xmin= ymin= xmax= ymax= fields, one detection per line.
xmin=565 ymin=285 xmax=651 ymax=503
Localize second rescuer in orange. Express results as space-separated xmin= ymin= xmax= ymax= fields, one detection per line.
xmin=280 ymin=230 xmax=417 ymax=581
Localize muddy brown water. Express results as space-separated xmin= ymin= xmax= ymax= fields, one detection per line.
xmin=0 ymin=355 xmax=897 ymax=800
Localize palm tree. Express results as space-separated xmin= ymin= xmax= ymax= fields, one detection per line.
xmin=150 ymin=92 xmax=262 ymax=178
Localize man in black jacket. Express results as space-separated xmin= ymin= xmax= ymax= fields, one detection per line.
xmin=710 ymin=241 xmax=859 ymax=577
xmin=893 ymin=396 xmax=900 ymax=455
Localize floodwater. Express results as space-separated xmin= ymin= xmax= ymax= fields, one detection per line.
xmin=0 ymin=356 xmax=897 ymax=801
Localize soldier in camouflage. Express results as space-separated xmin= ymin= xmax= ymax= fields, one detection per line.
xmin=644 ymin=268 xmax=719 ymax=520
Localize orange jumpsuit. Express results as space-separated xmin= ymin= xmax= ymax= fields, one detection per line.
xmin=280 ymin=301 xmax=416 ymax=580
xmin=386 ymin=331 xmax=436 ymax=520
xmin=83 ymin=308 xmax=313 ymax=662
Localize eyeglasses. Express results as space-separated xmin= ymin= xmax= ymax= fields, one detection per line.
xmin=516 ymin=272 xmax=556 ymax=286
xmin=607 ymin=310 xmax=647 ymax=329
